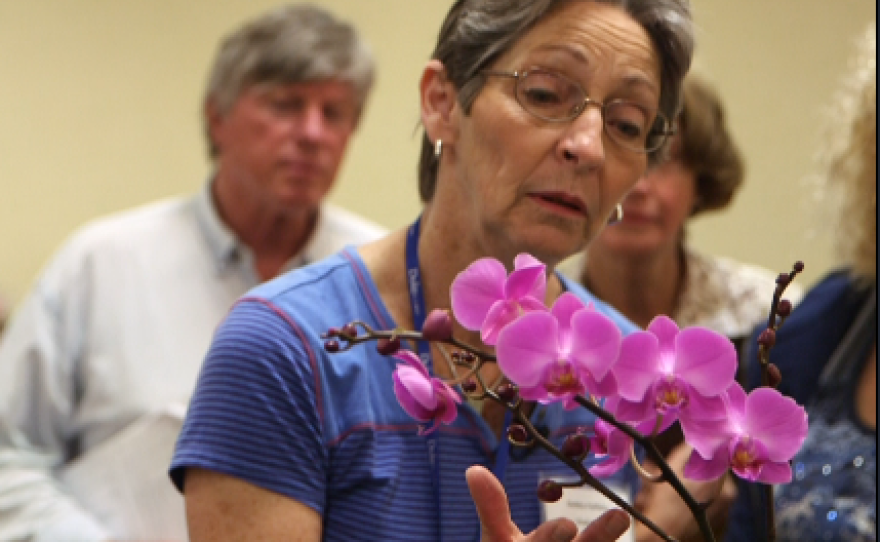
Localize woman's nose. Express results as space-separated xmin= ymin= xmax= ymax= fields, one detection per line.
xmin=558 ymin=107 xmax=606 ymax=169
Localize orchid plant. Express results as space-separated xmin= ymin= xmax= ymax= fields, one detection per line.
xmin=323 ymin=254 xmax=808 ymax=542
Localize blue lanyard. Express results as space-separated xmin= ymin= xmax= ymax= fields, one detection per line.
xmin=405 ymin=217 xmax=512 ymax=541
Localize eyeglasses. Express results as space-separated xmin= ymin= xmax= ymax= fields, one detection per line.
xmin=483 ymin=69 xmax=673 ymax=153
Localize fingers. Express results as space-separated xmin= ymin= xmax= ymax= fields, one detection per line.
xmin=575 ymin=509 xmax=630 ymax=542
xmin=466 ymin=465 xmax=520 ymax=541
xmin=524 ymin=518 xmax=578 ymax=542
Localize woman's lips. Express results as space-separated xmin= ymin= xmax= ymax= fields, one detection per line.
xmin=529 ymin=191 xmax=588 ymax=217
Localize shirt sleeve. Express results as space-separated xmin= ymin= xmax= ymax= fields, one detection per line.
xmin=0 ymin=263 xmax=111 ymax=541
xmin=170 ymin=297 xmax=329 ymax=514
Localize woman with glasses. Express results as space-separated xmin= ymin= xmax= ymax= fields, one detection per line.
xmin=170 ymin=1 xmax=693 ymax=540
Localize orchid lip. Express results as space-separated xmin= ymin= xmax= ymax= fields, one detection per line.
xmin=530 ymin=191 xmax=587 ymax=215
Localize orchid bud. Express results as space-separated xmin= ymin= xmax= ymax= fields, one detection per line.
xmin=461 ymin=379 xmax=478 ymax=393
xmin=507 ymin=424 xmax=528 ymax=444
xmin=793 ymin=261 xmax=805 ymax=273
xmin=768 ymin=363 xmax=782 ymax=388
xmin=537 ymin=480 xmax=563 ymax=503
xmin=324 ymin=339 xmax=340 ymax=353
xmin=341 ymin=323 xmax=358 ymax=338
xmin=775 ymin=273 xmax=790 ymax=286
xmin=422 ymin=309 xmax=454 ymax=341
xmin=322 ymin=327 xmax=340 ymax=339
xmin=561 ymin=433 xmax=590 ymax=460
xmin=757 ymin=328 xmax=776 ymax=348
xmin=496 ymin=383 xmax=518 ymax=403
xmin=777 ymin=299 xmax=793 ymax=318
xmin=376 ymin=337 xmax=401 ymax=356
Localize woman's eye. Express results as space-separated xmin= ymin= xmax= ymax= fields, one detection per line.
xmin=523 ymin=87 xmax=562 ymax=105
xmin=607 ymin=120 xmax=644 ymax=141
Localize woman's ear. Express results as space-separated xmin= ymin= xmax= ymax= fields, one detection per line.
xmin=420 ymin=60 xmax=459 ymax=146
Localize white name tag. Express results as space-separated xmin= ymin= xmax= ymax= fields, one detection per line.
xmin=540 ymin=478 xmax=635 ymax=542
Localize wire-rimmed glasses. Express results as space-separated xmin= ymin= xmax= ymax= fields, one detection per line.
xmin=483 ymin=69 xmax=673 ymax=153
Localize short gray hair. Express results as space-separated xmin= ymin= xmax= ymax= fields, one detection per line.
xmin=417 ymin=0 xmax=694 ymax=202
xmin=204 ymin=3 xmax=375 ymax=158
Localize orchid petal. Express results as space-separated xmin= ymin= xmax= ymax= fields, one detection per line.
xmin=495 ymin=311 xmax=559 ymax=388
xmin=514 ymin=252 xmax=544 ymax=271
xmin=674 ymin=327 xmax=737 ymax=397
xmin=505 ymin=264 xmax=546 ymax=300
xmin=755 ymin=461 xmax=793 ymax=484
xmin=682 ymin=390 xmax=728 ymax=422
xmin=393 ymin=365 xmax=439 ymax=411
xmin=570 ymin=310 xmax=622 ymax=381
xmin=589 ymin=453 xmax=630 ymax=478
xmin=647 ymin=315 xmax=680 ymax=358
xmin=481 ymin=300 xmax=520 ymax=345
xmin=614 ymin=396 xmax=655 ymax=424
xmin=450 ymin=258 xmax=506 ymax=330
xmin=681 ymin=416 xmax=733 ymax=459
xmin=584 ymin=370 xmax=617 ymax=398
xmin=745 ymin=388 xmax=809 ymax=461
xmin=683 ymin=448 xmax=730 ymax=481
xmin=393 ymin=351 xmax=430 ymax=378
xmin=393 ymin=374 xmax=435 ymax=421
xmin=514 ymin=253 xmax=547 ymax=299
xmin=613 ymin=332 xmax=660 ymax=401
xmin=518 ymin=385 xmax=550 ymax=402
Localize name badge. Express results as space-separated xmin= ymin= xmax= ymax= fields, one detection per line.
xmin=540 ymin=477 xmax=635 ymax=542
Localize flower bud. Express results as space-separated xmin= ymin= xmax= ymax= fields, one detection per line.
xmin=775 ymin=273 xmax=790 ymax=286
xmin=777 ymin=299 xmax=793 ymax=318
xmin=768 ymin=363 xmax=782 ymax=388
xmin=422 ymin=309 xmax=454 ymax=341
xmin=507 ymin=423 xmax=528 ymax=444
xmin=341 ymin=323 xmax=358 ymax=338
xmin=324 ymin=339 xmax=341 ymax=353
xmin=537 ymin=480 xmax=563 ymax=503
xmin=496 ymin=383 xmax=518 ymax=403
xmin=322 ymin=327 xmax=340 ymax=339
xmin=376 ymin=337 xmax=401 ymax=356
xmin=757 ymin=328 xmax=776 ymax=348
xmin=793 ymin=261 xmax=805 ymax=273
xmin=561 ymin=433 xmax=591 ymax=460
xmin=461 ymin=379 xmax=478 ymax=394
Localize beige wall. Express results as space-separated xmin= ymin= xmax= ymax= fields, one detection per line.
xmin=0 ymin=1 xmax=875 ymax=306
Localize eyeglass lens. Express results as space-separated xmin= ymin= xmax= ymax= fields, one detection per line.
xmin=515 ymin=70 xmax=666 ymax=152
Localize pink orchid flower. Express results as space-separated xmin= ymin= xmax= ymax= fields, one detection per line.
xmin=611 ymin=316 xmax=736 ymax=436
xmin=451 ymin=253 xmax=547 ymax=345
xmin=683 ymin=382 xmax=808 ymax=484
xmin=495 ymin=293 xmax=620 ymax=409
xmin=391 ymin=351 xmax=461 ymax=435
xmin=588 ymin=397 xmax=657 ymax=478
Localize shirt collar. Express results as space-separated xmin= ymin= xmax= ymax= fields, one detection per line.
xmin=194 ymin=179 xmax=326 ymax=276
xmin=193 ymin=180 xmax=244 ymax=274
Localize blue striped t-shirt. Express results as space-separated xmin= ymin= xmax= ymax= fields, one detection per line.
xmin=171 ymin=247 xmax=639 ymax=541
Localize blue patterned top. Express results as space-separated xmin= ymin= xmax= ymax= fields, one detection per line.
xmin=726 ymin=270 xmax=876 ymax=542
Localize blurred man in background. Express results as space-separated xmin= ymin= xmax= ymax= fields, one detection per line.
xmin=0 ymin=4 xmax=384 ymax=540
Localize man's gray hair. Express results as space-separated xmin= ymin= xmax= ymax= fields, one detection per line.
xmin=204 ymin=3 xmax=375 ymax=158
xmin=417 ymin=0 xmax=694 ymax=202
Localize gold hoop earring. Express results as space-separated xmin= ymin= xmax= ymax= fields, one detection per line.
xmin=434 ymin=139 xmax=443 ymax=159
xmin=607 ymin=204 xmax=623 ymax=225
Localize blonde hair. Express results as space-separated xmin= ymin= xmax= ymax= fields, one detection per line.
xmin=817 ymin=23 xmax=876 ymax=284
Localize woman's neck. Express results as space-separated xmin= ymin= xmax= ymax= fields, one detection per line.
xmin=582 ymin=244 xmax=684 ymax=329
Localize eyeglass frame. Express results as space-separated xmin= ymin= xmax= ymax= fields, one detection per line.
xmin=481 ymin=68 xmax=674 ymax=154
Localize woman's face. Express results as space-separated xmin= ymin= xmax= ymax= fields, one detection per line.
xmin=591 ymin=153 xmax=697 ymax=259
xmin=446 ymin=1 xmax=662 ymax=265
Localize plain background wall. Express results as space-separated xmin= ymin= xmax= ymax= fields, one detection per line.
xmin=0 ymin=1 xmax=875 ymax=306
